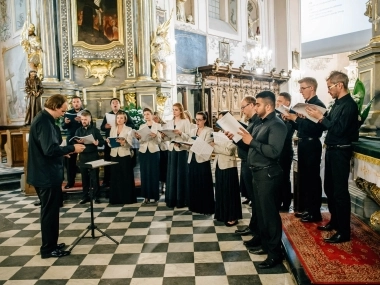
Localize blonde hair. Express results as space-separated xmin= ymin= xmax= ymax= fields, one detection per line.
xmin=115 ymin=110 xmax=127 ymax=125
xmin=183 ymin=110 xmax=194 ymax=123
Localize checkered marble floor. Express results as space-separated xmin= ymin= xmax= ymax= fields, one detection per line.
xmin=0 ymin=189 xmax=296 ymax=285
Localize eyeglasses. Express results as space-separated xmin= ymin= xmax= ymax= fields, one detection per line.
xmin=327 ymin=83 xmax=339 ymax=90
xmin=240 ymin=103 xmax=252 ymax=110
xmin=299 ymin=86 xmax=311 ymax=91
xmin=195 ymin=118 xmax=205 ymax=122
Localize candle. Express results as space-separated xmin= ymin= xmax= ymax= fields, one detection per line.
xmin=83 ymin=88 xmax=87 ymax=106
xmin=113 ymin=88 xmax=117 ymax=98
xmin=120 ymin=90 xmax=124 ymax=107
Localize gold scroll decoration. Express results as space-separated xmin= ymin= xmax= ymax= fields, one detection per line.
xmin=72 ymin=59 xmax=124 ymax=85
xmin=125 ymin=93 xmax=137 ymax=107
xmin=370 ymin=211 xmax=380 ymax=233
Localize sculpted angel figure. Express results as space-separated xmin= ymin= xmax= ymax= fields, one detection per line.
xmin=20 ymin=23 xmax=43 ymax=79
xmin=176 ymin=0 xmax=187 ymax=22
xmin=151 ymin=10 xmax=174 ymax=81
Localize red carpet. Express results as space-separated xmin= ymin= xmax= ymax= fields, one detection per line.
xmin=281 ymin=212 xmax=380 ymax=284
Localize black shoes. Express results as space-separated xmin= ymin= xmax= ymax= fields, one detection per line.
xmin=301 ymin=214 xmax=322 ymax=223
xmin=324 ymin=233 xmax=350 ymax=243
xmin=279 ymin=206 xmax=290 ymax=213
xmin=64 ymin=184 xmax=73 ymax=189
xmin=249 ymin=248 xmax=267 ymax=255
xmin=41 ymin=249 xmax=70 ymax=259
xmin=33 ymin=200 xmax=41 ymax=206
xmin=225 ymin=221 xmax=238 ymax=227
xmin=79 ymin=197 xmax=90 ymax=204
xmin=294 ymin=211 xmax=309 ymax=218
xmin=244 ymin=236 xmax=261 ymax=247
xmin=317 ymin=223 xmax=335 ymax=231
xmin=57 ymin=243 xmax=66 ymax=250
xmin=235 ymin=227 xmax=253 ymax=236
xmin=258 ymin=257 xmax=282 ymax=269
xmin=94 ymin=198 xmax=101 ymax=204
xmin=242 ymin=199 xmax=250 ymax=205
xmin=101 ymin=182 xmax=110 ymax=188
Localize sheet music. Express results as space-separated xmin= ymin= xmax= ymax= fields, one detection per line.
xmin=105 ymin=113 xmax=116 ymax=128
xmin=216 ymin=112 xmax=243 ymax=143
xmin=212 ymin=132 xmax=231 ymax=144
xmin=292 ymin=103 xmax=327 ymax=123
xmin=275 ymin=105 xmax=291 ymax=115
xmin=85 ymin=159 xmax=113 ymax=168
xmin=158 ymin=129 xmax=176 ymax=139
xmin=136 ymin=126 xmax=154 ymax=141
xmin=163 ymin=120 xmax=174 ymax=130
xmin=69 ymin=134 xmax=95 ymax=144
xmin=190 ymin=137 xmax=214 ymax=161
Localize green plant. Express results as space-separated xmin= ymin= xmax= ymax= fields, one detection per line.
xmin=124 ymin=103 xmax=145 ymax=128
xmin=351 ymin=79 xmax=375 ymax=124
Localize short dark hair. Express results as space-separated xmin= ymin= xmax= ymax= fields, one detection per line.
xmin=110 ymin=98 xmax=121 ymax=105
xmin=279 ymin=92 xmax=292 ymax=103
xmin=326 ymin=71 xmax=349 ymax=90
xmin=71 ymin=95 xmax=81 ymax=101
xmin=196 ymin=111 xmax=209 ymax=127
xmin=44 ymin=94 xmax=67 ymax=110
xmin=256 ymin=91 xmax=275 ymax=108
xmin=143 ymin=107 xmax=153 ymax=114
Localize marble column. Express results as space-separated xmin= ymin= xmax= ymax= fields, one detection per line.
xmin=137 ymin=0 xmax=153 ymax=81
xmin=40 ymin=0 xmax=59 ymax=82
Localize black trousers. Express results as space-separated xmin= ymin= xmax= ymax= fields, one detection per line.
xmin=65 ymin=152 xmax=78 ymax=186
xmin=79 ymin=152 xmax=100 ymax=199
xmin=324 ymin=148 xmax=352 ymax=237
xmin=103 ymin=144 xmax=111 ymax=184
xmin=251 ymin=165 xmax=283 ymax=260
xmin=279 ymin=144 xmax=293 ymax=209
xmin=35 ymin=186 xmax=61 ymax=254
xmin=298 ymin=139 xmax=322 ymax=215
xmin=241 ymin=160 xmax=259 ymax=236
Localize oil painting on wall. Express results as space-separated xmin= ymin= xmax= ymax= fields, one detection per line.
xmin=13 ymin=0 xmax=27 ymax=34
xmin=72 ymin=0 xmax=123 ymax=49
xmin=3 ymin=45 xmax=27 ymax=123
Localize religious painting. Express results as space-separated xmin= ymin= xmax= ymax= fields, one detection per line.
xmin=12 ymin=0 xmax=27 ymax=34
xmin=71 ymin=0 xmax=124 ymax=50
xmin=3 ymin=44 xmax=27 ymax=123
xmin=139 ymin=94 xmax=155 ymax=111
xmin=228 ymin=0 xmax=237 ymax=31
xmin=219 ymin=41 xmax=230 ymax=63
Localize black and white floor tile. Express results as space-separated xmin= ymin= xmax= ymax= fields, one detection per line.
xmin=0 ymin=189 xmax=296 ymax=285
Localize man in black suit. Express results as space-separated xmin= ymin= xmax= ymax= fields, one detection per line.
xmin=284 ymin=77 xmax=326 ymax=222
xmin=100 ymin=98 xmax=135 ymax=187
xmin=61 ymin=96 xmax=83 ymax=189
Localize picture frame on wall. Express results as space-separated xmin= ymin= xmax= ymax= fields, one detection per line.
xmin=292 ymin=50 xmax=300 ymax=70
xmin=71 ymin=0 xmax=124 ymax=50
xmin=219 ymin=42 xmax=230 ymax=63
xmin=12 ymin=0 xmax=27 ymax=35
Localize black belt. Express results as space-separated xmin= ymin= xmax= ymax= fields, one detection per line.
xmin=298 ymin=137 xmax=318 ymax=142
xmin=249 ymin=164 xmax=277 ymax=172
xmin=326 ymin=144 xmax=351 ymax=150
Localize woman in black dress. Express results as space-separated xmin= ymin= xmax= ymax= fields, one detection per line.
xmin=153 ymin=111 xmax=168 ymax=194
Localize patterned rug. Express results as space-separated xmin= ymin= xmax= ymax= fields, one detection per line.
xmin=281 ymin=212 xmax=380 ymax=284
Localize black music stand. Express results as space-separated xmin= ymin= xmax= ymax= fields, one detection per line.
xmin=68 ymin=160 xmax=119 ymax=252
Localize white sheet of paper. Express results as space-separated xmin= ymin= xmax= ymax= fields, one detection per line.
xmin=190 ymin=137 xmax=214 ymax=160
xmin=275 ymin=105 xmax=291 ymax=115
xmin=69 ymin=134 xmax=95 ymax=144
xmin=216 ymin=112 xmax=243 ymax=143
xmin=85 ymin=159 xmax=113 ymax=168
xmin=106 ymin=113 xmax=116 ymax=128
xmin=212 ymin=132 xmax=231 ymax=144
xmin=292 ymin=103 xmax=327 ymax=123
xmin=163 ymin=120 xmax=174 ymax=130
xmin=137 ymin=126 xmax=154 ymax=141
xmin=159 ymin=129 xmax=176 ymax=139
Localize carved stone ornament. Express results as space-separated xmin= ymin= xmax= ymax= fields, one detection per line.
xmin=72 ymin=59 xmax=124 ymax=85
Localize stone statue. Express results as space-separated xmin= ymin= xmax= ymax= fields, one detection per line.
xmin=24 ymin=70 xmax=44 ymax=125
xmin=20 ymin=23 xmax=43 ymax=79
xmin=151 ymin=10 xmax=174 ymax=81
xmin=364 ymin=0 xmax=373 ymax=22
xmin=176 ymin=0 xmax=187 ymax=22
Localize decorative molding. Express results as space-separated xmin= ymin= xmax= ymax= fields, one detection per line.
xmin=174 ymin=23 xmax=206 ymax=35
xmin=72 ymin=46 xmax=125 ymax=59
xmin=125 ymin=0 xmax=135 ymax=78
xmin=304 ymin=57 xmax=333 ymax=71
xmin=0 ymin=0 xmax=11 ymax=42
xmin=61 ymin=0 xmax=70 ymax=78
xmin=72 ymin=58 xmax=124 ymax=85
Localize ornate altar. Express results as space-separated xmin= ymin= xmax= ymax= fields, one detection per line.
xmin=352 ymin=139 xmax=380 ymax=233
xmin=198 ymin=61 xmax=291 ymax=126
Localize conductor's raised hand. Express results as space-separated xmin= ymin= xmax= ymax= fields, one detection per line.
xmin=237 ymin=127 xmax=253 ymax=144
xmin=73 ymin=144 xmax=86 ymax=153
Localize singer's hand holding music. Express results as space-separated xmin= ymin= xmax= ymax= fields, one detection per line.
xmin=74 ymin=144 xmax=86 ymax=153
xmin=237 ymin=127 xmax=253 ymax=144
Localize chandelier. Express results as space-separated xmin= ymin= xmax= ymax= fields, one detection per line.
xmin=246 ymin=46 xmax=272 ymax=74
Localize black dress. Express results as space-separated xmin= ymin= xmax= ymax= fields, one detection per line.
xmin=188 ymin=156 xmax=215 ymax=215
xmin=214 ymin=163 xmax=242 ymax=223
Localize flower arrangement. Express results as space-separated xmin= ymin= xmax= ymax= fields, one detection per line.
xmin=124 ymin=103 xmax=145 ymax=128
xmin=351 ymin=78 xmax=375 ymax=125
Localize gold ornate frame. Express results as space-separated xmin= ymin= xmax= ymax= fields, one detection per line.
xmin=71 ymin=0 xmax=124 ymax=50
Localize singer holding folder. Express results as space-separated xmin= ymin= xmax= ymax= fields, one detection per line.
xmin=164 ymin=103 xmax=191 ymax=208
xmin=135 ymin=108 xmax=162 ymax=204
xmin=107 ymin=110 xmax=137 ymax=204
